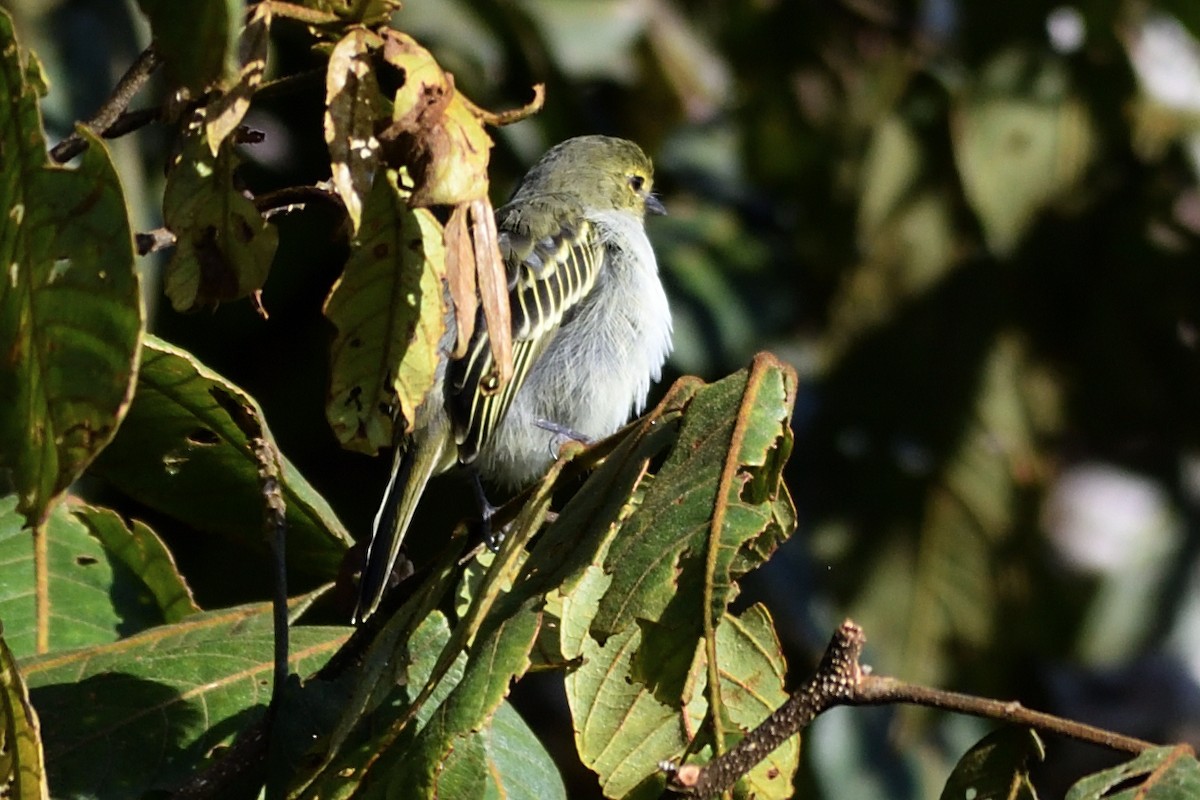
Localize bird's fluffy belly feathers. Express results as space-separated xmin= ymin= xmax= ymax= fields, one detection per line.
xmin=476 ymin=209 xmax=672 ymax=487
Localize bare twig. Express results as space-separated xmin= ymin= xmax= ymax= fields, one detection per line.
xmin=50 ymin=44 xmax=163 ymax=163
xmin=664 ymin=620 xmax=1160 ymax=798
xmin=253 ymin=183 xmax=346 ymax=215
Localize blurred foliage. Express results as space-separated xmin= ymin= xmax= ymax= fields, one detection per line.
xmin=2 ymin=0 xmax=1200 ymax=798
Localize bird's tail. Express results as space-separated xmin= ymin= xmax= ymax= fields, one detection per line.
xmin=355 ymin=418 xmax=449 ymax=622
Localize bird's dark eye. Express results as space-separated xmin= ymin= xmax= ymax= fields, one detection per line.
xmin=628 ymin=174 xmax=645 ymax=192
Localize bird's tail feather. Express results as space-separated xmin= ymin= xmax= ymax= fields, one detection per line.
xmin=355 ymin=421 xmax=448 ymax=622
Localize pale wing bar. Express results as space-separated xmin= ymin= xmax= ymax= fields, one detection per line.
xmin=449 ymin=217 xmax=603 ymax=464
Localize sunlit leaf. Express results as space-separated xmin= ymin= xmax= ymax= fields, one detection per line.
xmin=0 ymin=635 xmax=49 ymax=800
xmin=563 ymin=568 xmax=685 ymax=799
xmin=1066 ymin=746 xmax=1200 ymax=800
xmin=0 ymin=495 xmax=167 ymax=660
xmin=324 ymin=170 xmax=447 ymax=453
xmin=205 ymin=2 xmax=271 ymax=153
xmin=682 ymin=604 xmax=799 ymax=800
xmin=324 ymin=28 xmax=384 ymax=231
xmin=953 ymin=52 xmax=1094 ymax=256
xmin=591 ymin=355 xmax=796 ymax=690
xmin=364 ymin=603 xmax=541 ymax=798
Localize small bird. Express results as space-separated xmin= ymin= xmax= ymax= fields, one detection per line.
xmin=355 ymin=135 xmax=672 ymax=622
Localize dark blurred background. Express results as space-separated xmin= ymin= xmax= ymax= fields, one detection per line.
xmin=8 ymin=0 xmax=1200 ymax=796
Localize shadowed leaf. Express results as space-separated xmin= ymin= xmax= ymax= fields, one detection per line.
xmin=162 ymin=114 xmax=278 ymax=311
xmin=90 ymin=338 xmax=352 ymax=581
xmin=0 ymin=10 xmax=141 ymax=526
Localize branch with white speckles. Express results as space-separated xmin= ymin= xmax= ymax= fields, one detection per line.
xmin=663 ymin=620 xmax=1159 ymax=798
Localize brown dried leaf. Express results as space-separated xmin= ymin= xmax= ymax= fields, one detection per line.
xmin=470 ymin=198 xmax=512 ymax=386
xmin=444 ymin=204 xmax=478 ymax=359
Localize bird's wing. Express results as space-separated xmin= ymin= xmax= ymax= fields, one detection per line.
xmin=448 ymin=193 xmax=606 ymax=463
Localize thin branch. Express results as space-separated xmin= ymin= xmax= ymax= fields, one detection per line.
xmin=50 ymin=44 xmax=162 ymax=163
xmin=664 ymin=620 xmax=1161 ymax=798
xmin=253 ymin=183 xmax=346 ymax=215
xmin=853 ymin=676 xmax=1157 ymax=754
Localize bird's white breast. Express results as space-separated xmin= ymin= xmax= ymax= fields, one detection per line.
xmin=478 ymin=209 xmax=672 ymax=488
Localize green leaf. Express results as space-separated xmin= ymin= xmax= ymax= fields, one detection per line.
xmin=952 ymin=52 xmax=1094 ymax=256
xmin=939 ymin=727 xmax=1043 ymax=800
xmin=1066 ymin=746 xmax=1200 ymax=800
xmin=857 ymin=114 xmax=923 ymax=244
xmin=0 ymin=495 xmax=170 ymax=660
xmin=137 ymin=0 xmax=243 ymax=93
xmin=162 ymin=115 xmax=279 ymax=311
xmin=293 ymin=607 xmax=469 ymax=799
xmin=682 ymin=604 xmax=798 ymax=800
xmin=367 ymin=603 xmax=542 ymax=798
xmin=565 ymin=614 xmax=684 ymax=798
xmin=324 ymin=170 xmax=448 ymax=454
xmin=848 ymin=334 xmax=1042 ymax=695
xmin=477 ymin=701 xmax=568 ymax=799
xmin=22 ymin=601 xmax=348 ymax=800
xmin=0 ymin=9 xmax=142 ymax=526
xmin=72 ymin=503 xmax=201 ymax=624
xmin=90 ymin=337 xmax=352 ymax=581
xmin=591 ymin=355 xmax=796 ymax=691
xmin=0 ymin=634 xmax=49 ymax=800
xmin=324 ymin=28 xmax=385 ymax=232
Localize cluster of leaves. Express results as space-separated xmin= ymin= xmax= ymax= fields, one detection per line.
xmin=0 ymin=2 xmax=802 ymax=798
xmin=4 ymin=0 xmax=1200 ymax=799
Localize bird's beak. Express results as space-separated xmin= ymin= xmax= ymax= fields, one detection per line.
xmin=644 ymin=193 xmax=667 ymax=216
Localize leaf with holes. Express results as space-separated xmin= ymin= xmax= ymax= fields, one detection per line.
xmin=90 ymin=337 xmax=352 ymax=581
xmin=324 ymin=28 xmax=385 ymax=232
xmin=205 ymin=2 xmax=271 ymax=153
xmin=324 ymin=169 xmax=447 ymax=454
xmin=0 ymin=495 xmax=175 ymax=660
xmin=162 ymin=113 xmax=278 ymax=312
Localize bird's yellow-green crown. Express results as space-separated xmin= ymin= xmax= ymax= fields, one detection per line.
xmin=509 ymin=135 xmax=658 ymax=216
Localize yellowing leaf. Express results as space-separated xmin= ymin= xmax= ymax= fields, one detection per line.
xmin=205 ymin=2 xmax=271 ymax=154
xmin=325 ymin=28 xmax=384 ymax=231
xmin=162 ymin=114 xmax=279 ymax=311
xmin=0 ymin=634 xmax=49 ymax=800
xmin=324 ymin=170 xmax=448 ymax=454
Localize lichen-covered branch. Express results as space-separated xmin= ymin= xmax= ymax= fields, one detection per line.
xmin=664 ymin=620 xmax=1159 ymax=798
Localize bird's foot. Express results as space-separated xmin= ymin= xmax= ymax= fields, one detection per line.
xmin=535 ymin=418 xmax=592 ymax=457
